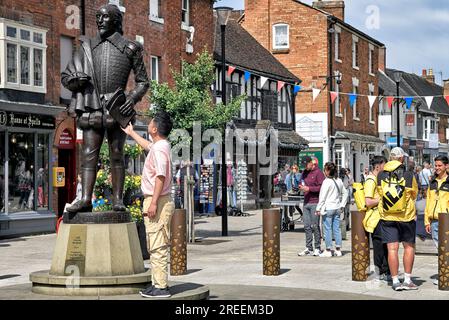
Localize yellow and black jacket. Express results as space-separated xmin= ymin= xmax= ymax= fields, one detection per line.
xmin=424 ymin=175 xmax=449 ymax=226
xmin=377 ymin=160 xmax=418 ymax=222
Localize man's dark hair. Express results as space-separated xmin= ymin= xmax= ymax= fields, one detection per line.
xmin=153 ymin=110 xmax=173 ymax=138
xmin=434 ymin=155 xmax=449 ymax=165
xmin=97 ymin=4 xmax=123 ymax=35
xmin=370 ymin=155 xmax=387 ymax=168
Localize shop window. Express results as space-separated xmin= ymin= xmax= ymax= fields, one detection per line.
xmin=8 ymin=133 xmax=35 ymax=213
xmin=37 ymin=134 xmax=49 ymax=210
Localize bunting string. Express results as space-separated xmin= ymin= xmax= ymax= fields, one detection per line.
xmin=222 ymin=64 xmax=449 ymax=107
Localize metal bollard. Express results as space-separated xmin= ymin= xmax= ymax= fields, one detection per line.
xmin=438 ymin=212 xmax=449 ymax=290
xmin=351 ymin=211 xmax=370 ymax=281
xmin=170 ymin=209 xmax=187 ymax=276
xmin=263 ymin=208 xmax=280 ymax=276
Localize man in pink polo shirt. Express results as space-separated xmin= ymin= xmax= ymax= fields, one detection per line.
xmin=123 ymin=110 xmax=175 ymax=298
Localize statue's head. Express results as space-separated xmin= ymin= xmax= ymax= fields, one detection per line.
xmin=96 ymin=4 xmax=123 ymax=38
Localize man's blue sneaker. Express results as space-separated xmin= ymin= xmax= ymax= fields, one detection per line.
xmin=140 ymin=287 xmax=171 ymax=298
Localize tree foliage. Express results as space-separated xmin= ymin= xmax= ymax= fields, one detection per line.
xmin=147 ymin=50 xmax=246 ymax=136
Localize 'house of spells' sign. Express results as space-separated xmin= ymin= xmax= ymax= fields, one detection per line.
xmin=0 ymin=111 xmax=55 ymax=129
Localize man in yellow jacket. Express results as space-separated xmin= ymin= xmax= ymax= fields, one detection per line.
xmin=424 ymin=155 xmax=449 ymax=286
xmin=364 ymin=155 xmax=389 ymax=283
xmin=377 ymin=147 xmax=418 ymax=291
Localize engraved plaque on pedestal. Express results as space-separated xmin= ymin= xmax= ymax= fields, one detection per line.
xmin=64 ymin=225 xmax=87 ymax=276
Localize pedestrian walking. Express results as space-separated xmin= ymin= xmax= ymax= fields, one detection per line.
xmin=361 ymin=167 xmax=369 ymax=183
xmin=363 ymin=155 xmax=390 ymax=283
xmin=285 ymin=164 xmax=302 ymax=217
xmin=123 ymin=110 xmax=175 ymax=298
xmin=420 ymin=161 xmax=432 ymax=198
xmin=340 ymin=168 xmax=352 ymax=227
xmin=424 ymin=155 xmax=449 ymax=286
xmin=315 ymin=162 xmax=348 ymax=257
xmin=297 ymin=156 xmax=325 ymax=256
xmin=377 ymin=147 xmax=419 ymax=291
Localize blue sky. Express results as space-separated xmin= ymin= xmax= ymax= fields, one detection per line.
xmin=214 ymin=0 xmax=449 ymax=85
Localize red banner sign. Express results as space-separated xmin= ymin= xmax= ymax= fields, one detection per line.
xmin=58 ymin=129 xmax=74 ymax=149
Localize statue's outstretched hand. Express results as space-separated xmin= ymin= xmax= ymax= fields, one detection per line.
xmin=120 ymin=98 xmax=135 ymax=116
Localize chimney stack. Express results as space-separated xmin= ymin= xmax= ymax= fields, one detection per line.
xmin=313 ymin=0 xmax=345 ymax=21
xmin=443 ymin=79 xmax=449 ymax=97
xmin=378 ymin=46 xmax=386 ymax=72
xmin=422 ymin=69 xmax=435 ymax=84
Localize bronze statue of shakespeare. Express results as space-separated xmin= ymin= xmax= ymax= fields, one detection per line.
xmin=61 ymin=4 xmax=150 ymax=213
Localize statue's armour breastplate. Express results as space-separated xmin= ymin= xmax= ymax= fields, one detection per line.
xmin=92 ymin=40 xmax=132 ymax=94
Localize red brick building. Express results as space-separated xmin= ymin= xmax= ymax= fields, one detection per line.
xmin=0 ymin=0 xmax=214 ymax=237
xmin=241 ymin=0 xmax=386 ymax=180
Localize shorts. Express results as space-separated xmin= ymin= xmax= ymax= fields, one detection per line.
xmin=380 ymin=220 xmax=416 ymax=244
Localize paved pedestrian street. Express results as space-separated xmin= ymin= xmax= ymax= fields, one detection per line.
xmin=0 ymin=206 xmax=447 ymax=300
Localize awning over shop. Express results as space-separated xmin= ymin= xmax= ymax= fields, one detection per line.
xmin=0 ymin=99 xmax=66 ymax=117
xmin=335 ymin=131 xmax=385 ymax=144
xmin=277 ymin=130 xmax=309 ymax=150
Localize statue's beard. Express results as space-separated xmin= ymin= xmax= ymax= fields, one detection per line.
xmin=98 ymin=27 xmax=114 ymax=38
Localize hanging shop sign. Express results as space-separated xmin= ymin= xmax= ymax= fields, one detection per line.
xmin=0 ymin=110 xmax=55 ymax=129
xmin=57 ymin=129 xmax=75 ymax=149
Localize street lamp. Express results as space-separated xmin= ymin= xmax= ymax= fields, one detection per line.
xmin=393 ymin=70 xmax=403 ymax=148
xmin=216 ymin=6 xmax=233 ymax=236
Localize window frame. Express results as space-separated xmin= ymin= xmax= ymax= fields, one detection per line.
xmin=334 ymin=26 xmax=342 ymax=63
xmin=368 ymin=83 xmax=375 ymax=124
xmin=369 ymin=44 xmax=375 ymax=76
xmin=352 ymin=35 xmax=359 ymax=70
xmin=151 ymin=55 xmax=159 ymax=83
xmin=149 ymin=0 xmax=164 ymax=24
xmin=424 ymin=118 xmax=437 ymax=141
xmin=1 ymin=20 xmax=47 ymax=93
xmin=181 ymin=0 xmax=190 ymax=29
xmin=352 ymin=77 xmax=360 ymax=121
xmin=108 ymin=0 xmax=126 ymax=13
xmin=272 ymin=23 xmax=289 ymax=50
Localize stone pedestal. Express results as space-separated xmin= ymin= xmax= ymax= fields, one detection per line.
xmin=30 ymin=220 xmax=151 ymax=296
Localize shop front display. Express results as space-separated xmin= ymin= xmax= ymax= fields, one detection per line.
xmin=0 ymin=106 xmax=62 ymax=237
